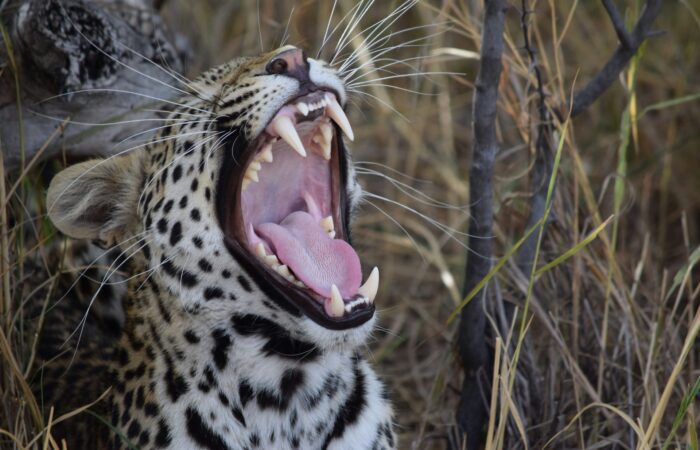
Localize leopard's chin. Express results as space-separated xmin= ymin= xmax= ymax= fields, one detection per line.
xmin=217 ymin=89 xmax=376 ymax=330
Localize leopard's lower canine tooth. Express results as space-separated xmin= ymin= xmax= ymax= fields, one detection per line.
xmin=357 ymin=267 xmax=379 ymax=304
xmin=270 ymin=115 xmax=307 ymax=157
xmin=329 ymin=284 xmax=345 ymax=317
xmin=255 ymin=243 xmax=266 ymax=257
xmin=325 ymin=94 xmax=354 ymax=141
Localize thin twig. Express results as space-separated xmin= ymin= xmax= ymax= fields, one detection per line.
xmin=456 ymin=0 xmax=508 ymax=448
xmin=570 ymin=0 xmax=663 ymax=117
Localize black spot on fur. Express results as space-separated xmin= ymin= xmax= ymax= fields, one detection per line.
xmin=231 ymin=315 xmax=320 ymax=361
xmin=236 ymin=275 xmax=252 ymax=292
xmin=155 ymin=419 xmax=172 ymax=447
xmin=238 ymin=380 xmax=253 ymax=407
xmin=172 ymin=164 xmax=182 ymax=183
xmin=185 ymin=406 xmax=231 ymax=450
xmin=204 ymin=287 xmax=224 ymax=300
xmin=211 ymin=329 xmax=232 ymax=370
xmin=184 ymin=330 xmax=200 ymax=344
xmin=323 ymin=361 xmax=367 ymax=446
xmin=191 ymin=208 xmax=201 ymax=221
xmin=169 ymin=221 xmax=183 ymax=246
xmin=198 ymin=258 xmax=212 ymax=272
xmin=157 ymin=218 xmax=168 ymax=234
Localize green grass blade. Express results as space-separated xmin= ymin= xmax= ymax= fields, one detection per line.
xmin=535 ymin=215 xmax=614 ymax=277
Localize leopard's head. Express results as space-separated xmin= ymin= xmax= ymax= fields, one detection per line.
xmin=47 ymin=46 xmax=378 ymax=350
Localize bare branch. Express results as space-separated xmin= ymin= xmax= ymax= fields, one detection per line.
xmin=601 ymin=0 xmax=634 ymax=49
xmin=570 ymin=0 xmax=663 ymax=117
xmin=455 ymin=0 xmax=508 ymax=448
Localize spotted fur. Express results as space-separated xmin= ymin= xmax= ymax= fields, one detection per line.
xmin=34 ymin=45 xmax=395 ymax=449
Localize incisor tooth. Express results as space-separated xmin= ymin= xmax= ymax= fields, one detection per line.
xmin=358 ymin=267 xmax=379 ymax=304
xmin=242 ymin=179 xmax=251 ymax=190
xmin=264 ymin=254 xmax=279 ymax=266
xmin=249 ymin=161 xmax=262 ymax=171
xmin=330 ymin=284 xmax=345 ymax=317
xmin=245 ymin=169 xmax=259 ymax=182
xmin=320 ymin=216 xmax=334 ymax=233
xmin=271 ymin=115 xmax=307 ymax=157
xmin=255 ymin=243 xmax=266 ymax=257
xmin=297 ymin=102 xmax=309 ymax=116
xmin=325 ymin=96 xmax=354 ymax=141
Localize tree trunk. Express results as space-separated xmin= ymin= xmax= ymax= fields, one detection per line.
xmin=0 ymin=0 xmax=187 ymax=171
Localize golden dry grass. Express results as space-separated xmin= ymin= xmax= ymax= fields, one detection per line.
xmin=2 ymin=1 xmax=700 ymax=448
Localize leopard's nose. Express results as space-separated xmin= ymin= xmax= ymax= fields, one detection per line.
xmin=266 ymin=48 xmax=310 ymax=83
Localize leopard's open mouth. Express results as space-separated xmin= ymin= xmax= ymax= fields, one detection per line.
xmin=218 ymin=90 xmax=377 ymax=330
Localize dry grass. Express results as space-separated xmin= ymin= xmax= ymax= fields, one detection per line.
xmin=2 ymin=0 xmax=700 ymax=448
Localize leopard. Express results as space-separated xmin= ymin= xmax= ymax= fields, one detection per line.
xmin=34 ymin=45 xmax=397 ymax=450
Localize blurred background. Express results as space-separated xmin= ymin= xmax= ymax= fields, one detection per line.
xmin=2 ymin=0 xmax=700 ymax=448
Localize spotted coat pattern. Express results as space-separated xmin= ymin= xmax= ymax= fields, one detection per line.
xmin=35 ymin=45 xmax=395 ymax=450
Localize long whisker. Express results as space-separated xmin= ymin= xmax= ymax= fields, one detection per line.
xmin=362 ymin=199 xmax=425 ymax=260
xmin=355 ymin=167 xmax=468 ymax=210
xmin=38 ymin=88 xmax=218 ymax=118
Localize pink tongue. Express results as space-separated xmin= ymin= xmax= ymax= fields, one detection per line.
xmin=256 ymin=212 xmax=361 ymax=298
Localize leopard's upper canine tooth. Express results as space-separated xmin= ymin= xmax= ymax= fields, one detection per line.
xmin=297 ymin=102 xmax=309 ymax=116
xmin=358 ymin=267 xmax=379 ymax=304
xmin=330 ymin=284 xmax=345 ymax=317
xmin=271 ymin=115 xmax=307 ymax=157
xmin=325 ymin=96 xmax=354 ymax=141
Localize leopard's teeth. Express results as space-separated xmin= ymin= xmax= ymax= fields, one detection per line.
xmin=255 ymin=243 xmax=267 ymax=258
xmin=325 ymin=94 xmax=354 ymax=141
xmin=296 ymin=102 xmax=309 ymax=116
xmin=328 ymin=284 xmax=345 ymax=317
xmin=244 ymin=168 xmax=259 ymax=182
xmin=264 ymin=254 xmax=280 ymax=266
xmin=277 ymin=264 xmax=292 ymax=278
xmin=357 ymin=267 xmax=379 ymax=304
xmin=320 ymin=216 xmax=334 ymax=235
xmin=344 ymin=297 xmax=371 ymax=313
xmin=270 ymin=115 xmax=307 ymax=157
xmin=259 ymin=145 xmax=274 ymax=163
xmin=312 ymin=122 xmax=333 ymax=160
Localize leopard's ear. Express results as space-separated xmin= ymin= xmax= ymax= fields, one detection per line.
xmin=47 ymin=153 xmax=145 ymax=246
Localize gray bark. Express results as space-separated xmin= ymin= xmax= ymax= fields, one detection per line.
xmin=0 ymin=0 xmax=187 ymax=171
